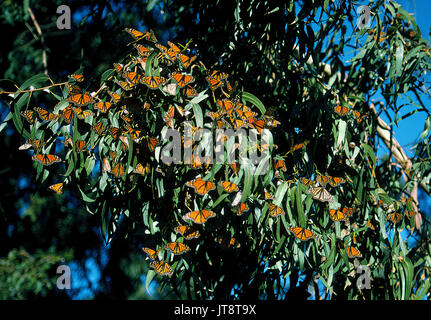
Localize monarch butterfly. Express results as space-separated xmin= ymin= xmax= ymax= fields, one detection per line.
xmin=108 ymin=91 xmax=123 ymax=103
xmin=231 ymin=118 xmax=247 ymax=129
xmin=68 ymin=74 xmax=84 ymax=82
xmin=34 ymin=107 xmax=60 ymax=122
xmin=405 ymin=210 xmax=416 ymax=219
xmin=94 ymin=101 xmax=112 ymax=113
xmin=109 ymin=151 xmax=118 ymax=161
xmin=73 ymin=107 xmax=94 ymax=119
xmin=352 ymin=110 xmax=367 ymax=123
xmin=170 ymin=72 xmax=194 ymax=88
xmin=218 ymin=181 xmax=239 ymax=193
xmin=342 ymin=207 xmax=354 ymax=218
xmin=145 ymin=137 xmax=159 ymax=152
xmin=141 ymin=76 xmax=166 ymax=89
xmin=387 ymin=212 xmax=403 ymax=223
xmin=183 ymin=210 xmax=216 ymax=224
xmin=218 ymin=236 xmax=241 ymax=249
xmin=124 ymin=28 xmax=157 ymax=42
xmin=273 ymin=159 xmax=287 ymax=172
xmin=316 ymin=175 xmax=331 ymax=187
xmin=307 ymin=186 xmax=334 ymax=203
xmin=68 ymin=89 xmax=94 ymax=106
xmin=300 ymin=177 xmax=315 ymax=187
xmin=123 ymin=71 xmax=142 ymax=85
xmin=113 ymin=63 xmax=124 ymax=75
xmin=133 ymin=163 xmax=150 ymax=176
xmin=32 ymin=154 xmax=61 ymax=166
xmin=150 ymin=260 xmax=173 ymax=276
xmin=177 ymin=53 xmax=197 ymax=69
xmin=186 ymin=177 xmax=216 ymax=195
xmin=334 ymin=105 xmax=350 ymax=116
xmin=175 ymin=225 xmax=200 ymax=240
xmin=142 ymin=247 xmax=160 ymax=261
xmin=117 ymin=81 xmax=135 ymax=91
xmin=206 ymin=111 xmax=222 ymax=121
xmin=290 ymin=141 xmax=309 ymax=152
xmin=366 ymin=220 xmax=375 ymax=230
xmin=75 ymin=140 xmax=86 ymax=153
xmin=164 ymin=104 xmax=184 ymax=129
xmin=217 ymin=99 xmax=235 ymax=116
xmin=206 ymin=76 xmax=223 ymax=91
xmin=235 ymin=103 xmax=257 ymax=120
xmin=231 ymin=162 xmax=240 ymax=175
xmin=182 ymin=85 xmax=197 ymax=98
xmin=101 ymin=157 xmax=111 ymax=173
xmin=265 ymin=117 xmax=281 ymax=128
xmin=165 ymin=242 xmax=190 ymax=255
xmin=329 ymin=208 xmax=349 ymax=222
xmin=264 ymin=190 xmax=274 ymax=201
xmin=346 ymin=246 xmax=362 ymax=258
xmin=20 ymin=110 xmax=35 ymax=124
xmin=268 ymin=203 xmax=285 ymax=217
xmin=119 ymin=135 xmax=129 ymax=150
xmin=49 ymin=182 xmax=64 ymax=194
xmin=234 ymin=202 xmax=249 ymax=216
xmin=134 ymin=43 xmax=152 ymax=56
xmin=209 ymin=70 xmax=228 ymax=81
xmin=289 ymin=227 xmax=316 ymax=241
xmin=108 ymin=127 xmax=120 ymax=140
xmin=112 ymin=163 xmax=125 ymax=177
xmin=19 ymin=139 xmax=43 ymax=151
xmin=92 ymin=121 xmax=105 ymax=135
xmin=188 ymin=155 xmax=211 ymax=169
xmin=60 ymin=106 xmax=74 ymax=124
xmin=248 ymin=117 xmax=265 ymax=134
xmin=328 ymin=176 xmax=346 ymax=187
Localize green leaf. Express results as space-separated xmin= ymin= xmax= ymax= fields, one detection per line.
xmin=19 ymin=74 xmax=51 ymax=91
xmin=241 ymin=91 xmax=266 ymax=115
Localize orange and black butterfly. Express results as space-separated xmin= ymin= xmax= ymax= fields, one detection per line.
xmin=290 ymin=141 xmax=309 ymax=152
xmin=273 ymin=159 xmax=287 ymax=172
xmin=329 ymin=208 xmax=349 ymax=222
xmin=61 ymin=106 xmax=75 ymax=124
xmin=94 ymin=101 xmax=112 ymax=113
xmin=218 ymin=181 xmax=239 ymax=193
xmin=177 ymin=53 xmax=197 ymax=69
xmin=300 ymin=177 xmax=315 ymax=187
xmin=182 ymin=85 xmax=197 ymax=98
xmin=112 ymin=163 xmax=125 ymax=177
xmin=134 ymin=43 xmax=152 ymax=56
xmin=231 ymin=162 xmax=240 ymax=175
xmin=49 ymin=182 xmax=64 ymax=194
xmin=175 ymin=225 xmax=200 ymax=240
xmin=73 ymin=107 xmax=94 ymax=119
xmin=150 ymin=260 xmax=173 ymax=276
xmin=118 ymin=80 xmax=136 ymax=91
xmin=20 ymin=110 xmax=35 ymax=124
xmin=164 ymin=104 xmax=184 ymax=129
xmin=141 ymin=76 xmax=166 ymax=89
xmin=68 ymin=86 xmax=94 ymax=106
xmin=268 ymin=204 xmax=285 ymax=217
xmin=92 ymin=121 xmax=105 ymax=135
xmin=125 ymin=27 xmax=157 ymax=42
xmin=170 ymin=72 xmax=194 ymax=88
xmin=144 ymin=137 xmax=159 ymax=152
xmin=108 ymin=91 xmax=123 ymax=103
xmin=218 ymin=236 xmax=241 ymax=250
xmin=75 ymin=140 xmax=86 ymax=153
xmin=68 ymin=74 xmax=84 ymax=82
xmin=234 ymin=202 xmax=249 ymax=216
xmin=217 ymin=99 xmax=235 ymax=116
xmin=316 ymin=175 xmax=331 ymax=187
xmin=306 ymin=186 xmax=334 ymax=203
xmin=352 ymin=110 xmax=367 ymax=123
xmin=328 ymin=176 xmax=346 ymax=187
xmin=186 ymin=177 xmax=216 ymax=196
xmin=248 ymin=117 xmax=265 ymax=134
xmin=19 ymin=138 xmax=43 ymax=151
xmin=235 ymin=103 xmax=257 ymax=120
xmin=183 ymin=210 xmax=216 ymax=224
xmin=209 ymin=70 xmax=228 ymax=81
xmin=387 ymin=212 xmax=403 ymax=223
xmin=101 ymin=157 xmax=111 ymax=173
xmin=206 ymin=75 xmax=223 ymax=91
xmin=334 ymin=105 xmax=350 ymax=116
xmin=142 ymin=247 xmax=160 ymax=261
xmin=264 ymin=190 xmax=275 ymax=201
xmin=34 ymin=107 xmax=59 ymax=122
xmin=113 ymin=63 xmax=124 ymax=75
xmin=123 ymin=71 xmax=142 ymax=85
xmin=165 ymin=242 xmax=190 ymax=255
xmin=346 ymin=245 xmax=362 ymax=258
xmin=32 ymin=154 xmax=61 ymax=166
xmin=133 ymin=163 xmax=150 ymax=176
xmin=289 ymin=227 xmax=316 ymax=241
xmin=108 ymin=127 xmax=120 ymax=140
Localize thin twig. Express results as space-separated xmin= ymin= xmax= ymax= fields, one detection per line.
xmin=27 ymin=7 xmax=48 ymax=74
